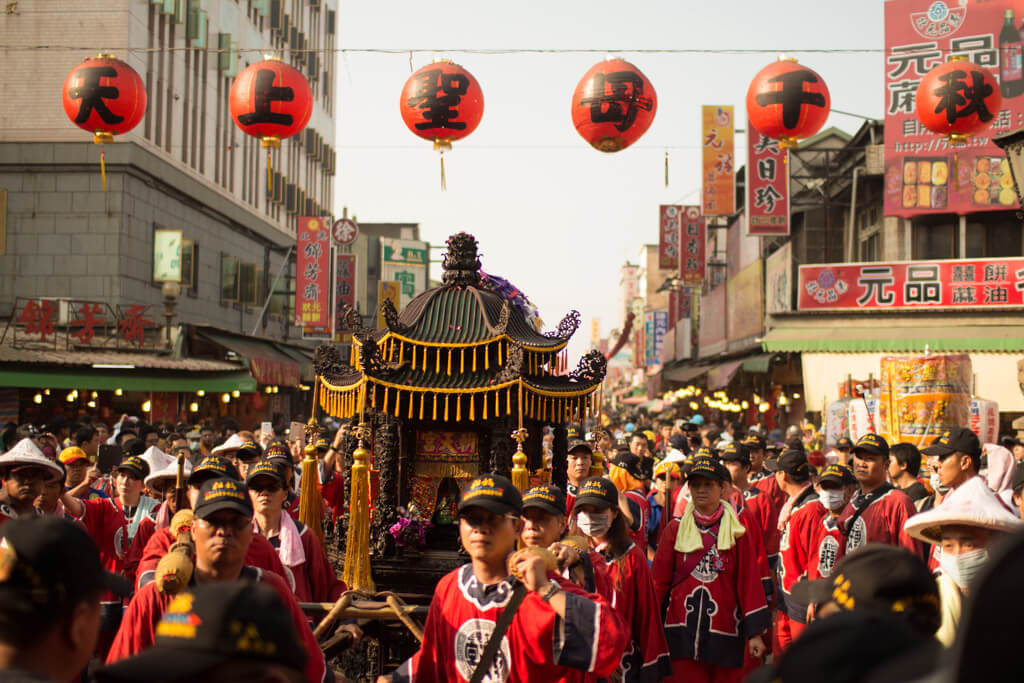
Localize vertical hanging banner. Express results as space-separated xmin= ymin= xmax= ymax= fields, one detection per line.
xmin=658 ymin=205 xmax=682 ymax=269
xmin=297 ymin=216 xmax=331 ymax=332
xmin=377 ymin=281 xmax=401 ymax=329
xmin=701 ymin=105 xmax=736 ymax=216
xmin=379 ymin=237 xmax=429 ymax=309
xmin=333 ymin=253 xmax=357 ymax=343
xmin=884 ymin=0 xmax=1022 ymax=217
xmin=679 ymin=206 xmax=706 ymax=286
xmin=747 ymin=119 xmax=790 ymax=235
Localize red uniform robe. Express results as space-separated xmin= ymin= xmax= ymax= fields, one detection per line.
xmin=71 ymin=497 xmax=129 ymax=605
xmin=776 ymin=487 xmax=825 ymax=622
xmin=652 ymin=510 xmax=771 ymax=670
xmin=804 ymin=502 xmax=845 ymax=582
xmin=752 ymin=475 xmax=785 ymax=564
xmin=106 ymin=566 xmax=328 ymax=683
xmin=732 ymin=489 xmax=774 ymax=603
xmin=124 ymin=513 xmax=158 ymax=589
xmin=838 ymin=484 xmax=921 ymax=556
xmin=393 ymin=564 xmax=628 ymax=683
xmin=623 ymin=490 xmax=650 ymax=556
xmin=602 ymin=543 xmax=673 ymax=682
xmin=266 ymin=519 xmax=346 ymax=603
xmin=135 ymin=525 xmax=287 ymax=590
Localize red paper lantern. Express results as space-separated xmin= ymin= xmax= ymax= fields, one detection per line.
xmin=746 ymin=59 xmax=831 ymax=149
xmin=915 ymin=58 xmax=1001 ymax=144
xmin=62 ymin=54 xmax=146 ymax=142
xmin=571 ymin=59 xmax=657 ymax=152
xmin=399 ymin=61 xmax=484 ymax=149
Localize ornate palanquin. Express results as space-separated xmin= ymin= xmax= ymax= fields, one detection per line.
xmin=312 ymin=232 xmax=606 ymax=590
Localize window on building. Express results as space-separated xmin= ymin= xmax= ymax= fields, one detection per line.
xmin=181 ymin=239 xmax=198 ymax=294
xmin=912 ymin=216 xmax=958 ymax=259
xmin=239 ymin=262 xmax=257 ymax=306
xmin=221 ymin=256 xmax=239 ymax=303
xmin=966 ymin=212 xmax=1023 ymax=257
xmin=860 ymin=232 xmax=880 ymax=262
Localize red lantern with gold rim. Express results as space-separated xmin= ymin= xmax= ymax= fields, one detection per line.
xmin=746 ymin=58 xmax=831 ymax=149
xmin=571 ymin=59 xmax=657 ymax=153
xmin=229 ymin=58 xmax=314 ymax=191
xmin=61 ymin=54 xmax=147 ymax=190
xmin=915 ymin=57 xmax=1001 ymax=145
xmin=399 ymin=61 xmax=484 ymax=189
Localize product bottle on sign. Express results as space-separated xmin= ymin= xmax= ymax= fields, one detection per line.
xmin=1001 ymin=9 xmax=1024 ymax=98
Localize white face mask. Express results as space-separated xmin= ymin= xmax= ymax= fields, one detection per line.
xmin=939 ymin=548 xmax=989 ymax=589
xmin=930 ymin=473 xmax=950 ymax=496
xmin=577 ymin=511 xmax=611 ymax=538
xmin=818 ymin=488 xmax=846 ymax=511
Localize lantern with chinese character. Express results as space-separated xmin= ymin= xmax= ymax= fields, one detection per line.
xmin=746 ymin=58 xmax=831 ymax=149
xmin=399 ymin=61 xmax=484 ymax=190
xmin=571 ymin=59 xmax=657 ymax=153
xmin=229 ymin=57 xmax=313 ymax=192
xmin=61 ymin=54 xmax=147 ymax=190
xmin=916 ymin=57 xmax=1001 ymax=144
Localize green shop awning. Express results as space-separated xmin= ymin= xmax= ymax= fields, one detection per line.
xmin=0 ymin=366 xmax=257 ymax=393
xmin=741 ymin=354 xmax=775 ymax=373
xmin=762 ymin=323 xmax=1024 ymax=353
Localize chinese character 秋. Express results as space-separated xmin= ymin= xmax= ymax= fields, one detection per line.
xmin=932 ymin=68 xmax=995 ymax=125
xmin=118 ymin=305 xmax=153 ymax=347
xmin=904 ymin=265 xmax=941 ymax=304
xmin=237 ymin=69 xmax=295 ymax=127
xmin=71 ymin=303 xmax=104 ymax=345
xmin=579 ymin=71 xmax=655 ymax=133
xmin=856 ymin=266 xmax=896 ymax=306
xmin=17 ymin=299 xmax=56 ymax=342
xmin=68 ymin=66 xmax=125 ymax=125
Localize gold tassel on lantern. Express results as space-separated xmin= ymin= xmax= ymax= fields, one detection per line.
xmin=343 ymin=422 xmax=375 ymax=592
xmin=511 ymin=382 xmax=530 ymax=491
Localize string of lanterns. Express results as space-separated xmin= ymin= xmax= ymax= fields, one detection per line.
xmin=60 ymin=52 xmax=1002 ymax=192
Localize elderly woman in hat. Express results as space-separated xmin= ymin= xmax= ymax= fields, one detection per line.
xmin=904 ymin=476 xmax=1023 ymax=646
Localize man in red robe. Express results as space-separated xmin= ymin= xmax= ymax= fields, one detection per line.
xmin=106 ymin=477 xmax=329 ymax=683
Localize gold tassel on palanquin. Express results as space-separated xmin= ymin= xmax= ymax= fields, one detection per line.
xmin=343 ymin=436 xmax=375 ymax=592
xmin=299 ymin=442 xmax=324 ymax=543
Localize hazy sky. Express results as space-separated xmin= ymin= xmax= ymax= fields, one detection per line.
xmin=336 ymin=0 xmax=885 ymax=360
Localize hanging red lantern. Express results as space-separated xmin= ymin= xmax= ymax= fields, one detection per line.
xmin=571 ymin=59 xmax=657 ymax=153
xmin=399 ymin=61 xmax=484 ymax=190
xmin=229 ymin=58 xmax=313 ymax=191
xmin=915 ymin=57 xmax=1001 ymax=144
xmin=746 ymin=58 xmax=831 ymax=149
xmin=61 ymin=54 xmax=146 ymax=190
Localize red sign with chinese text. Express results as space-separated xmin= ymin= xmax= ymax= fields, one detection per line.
xmin=334 ymin=253 xmax=356 ymax=343
xmin=747 ymin=119 xmax=790 ymax=235
xmin=884 ymin=0 xmax=1023 ymax=217
xmin=297 ymin=216 xmax=331 ymax=331
xmin=798 ymin=257 xmax=1024 ymax=310
xmin=679 ymin=206 xmax=706 ymax=286
xmin=702 ymin=105 xmax=736 ymax=216
xmin=658 ymin=205 xmax=681 ymax=270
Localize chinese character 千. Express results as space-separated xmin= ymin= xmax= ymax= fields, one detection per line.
xmin=755 ymin=70 xmax=828 ymax=129
xmin=932 ymin=68 xmax=995 ymax=125
xmin=406 ymin=68 xmax=470 ymax=131
xmin=237 ymin=69 xmax=295 ymax=127
xmin=17 ymin=300 xmax=57 ymax=342
xmin=68 ymin=66 xmax=125 ymax=125
xmin=579 ymin=71 xmax=654 ymax=133
xmin=856 ymin=267 xmax=896 ymax=306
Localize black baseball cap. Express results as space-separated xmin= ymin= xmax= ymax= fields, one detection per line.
xmin=693 ymin=445 xmax=717 ymax=459
xmin=245 ymin=461 xmax=286 ymax=488
xmin=115 ymin=455 xmax=150 ymax=481
xmin=682 ymin=422 xmax=700 ymax=433
xmin=236 ymin=439 xmax=263 ymax=462
xmin=720 ymin=441 xmax=751 ymax=466
xmin=852 ymin=433 xmax=890 ymax=458
xmin=189 ymin=456 xmax=241 ymax=486
xmin=819 ymin=463 xmax=856 ymax=486
xmin=686 ymin=455 xmax=727 ymax=483
xmin=921 ymin=427 xmax=981 ymax=459
xmin=567 ymin=438 xmax=593 ymax=456
xmin=94 ymin=581 xmax=306 ymax=682
xmin=457 ymin=474 xmax=522 ymax=516
xmin=610 ymin=451 xmax=644 ymax=480
xmin=0 ymin=517 xmax=130 ymax=618
xmin=836 ymin=436 xmax=855 ymax=450
xmin=572 ymin=477 xmax=618 ymax=511
xmin=522 ymin=484 xmax=566 ymax=517
xmin=192 ymin=478 xmax=253 ymax=519
xmin=765 ymin=448 xmax=810 ymax=478
xmin=790 ymin=544 xmax=940 ymax=634
xmin=741 ymin=433 xmax=766 ymax=451
xmin=314 ymin=435 xmax=331 ymax=451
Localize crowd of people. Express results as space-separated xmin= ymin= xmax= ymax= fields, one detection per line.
xmin=3 ymin=409 xmax=1024 ymax=682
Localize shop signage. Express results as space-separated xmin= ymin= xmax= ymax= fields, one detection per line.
xmin=702 ymin=105 xmax=735 ymax=215
xmin=798 ymin=257 xmax=1024 ymax=310
xmin=297 ymin=216 xmax=331 ymax=332
xmin=658 ymin=205 xmax=682 ymax=269
xmin=747 ymin=119 xmax=790 ymax=235
xmin=679 ymin=206 xmax=706 ymax=286
xmin=7 ymin=298 xmax=158 ymax=349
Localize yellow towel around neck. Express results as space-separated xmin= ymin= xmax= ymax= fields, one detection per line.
xmin=674 ymin=500 xmax=746 ymax=554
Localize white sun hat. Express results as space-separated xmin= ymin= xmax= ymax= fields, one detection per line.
xmin=0 ymin=438 xmax=63 ymax=482
xmin=211 ymin=433 xmax=245 ymax=455
xmin=904 ymin=476 xmax=1024 ymax=544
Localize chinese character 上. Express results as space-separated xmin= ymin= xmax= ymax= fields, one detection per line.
xmin=237 ymin=69 xmax=295 ymax=127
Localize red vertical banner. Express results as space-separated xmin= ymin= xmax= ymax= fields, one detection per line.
xmin=701 ymin=105 xmax=736 ymax=215
xmin=333 ymin=253 xmax=357 ymax=343
xmin=747 ymin=118 xmax=790 ymax=235
xmin=668 ymin=289 xmax=678 ymax=329
xmin=297 ymin=216 xmax=331 ymax=331
xmin=658 ymin=205 xmax=682 ymax=269
xmin=679 ymin=206 xmax=706 ymax=286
